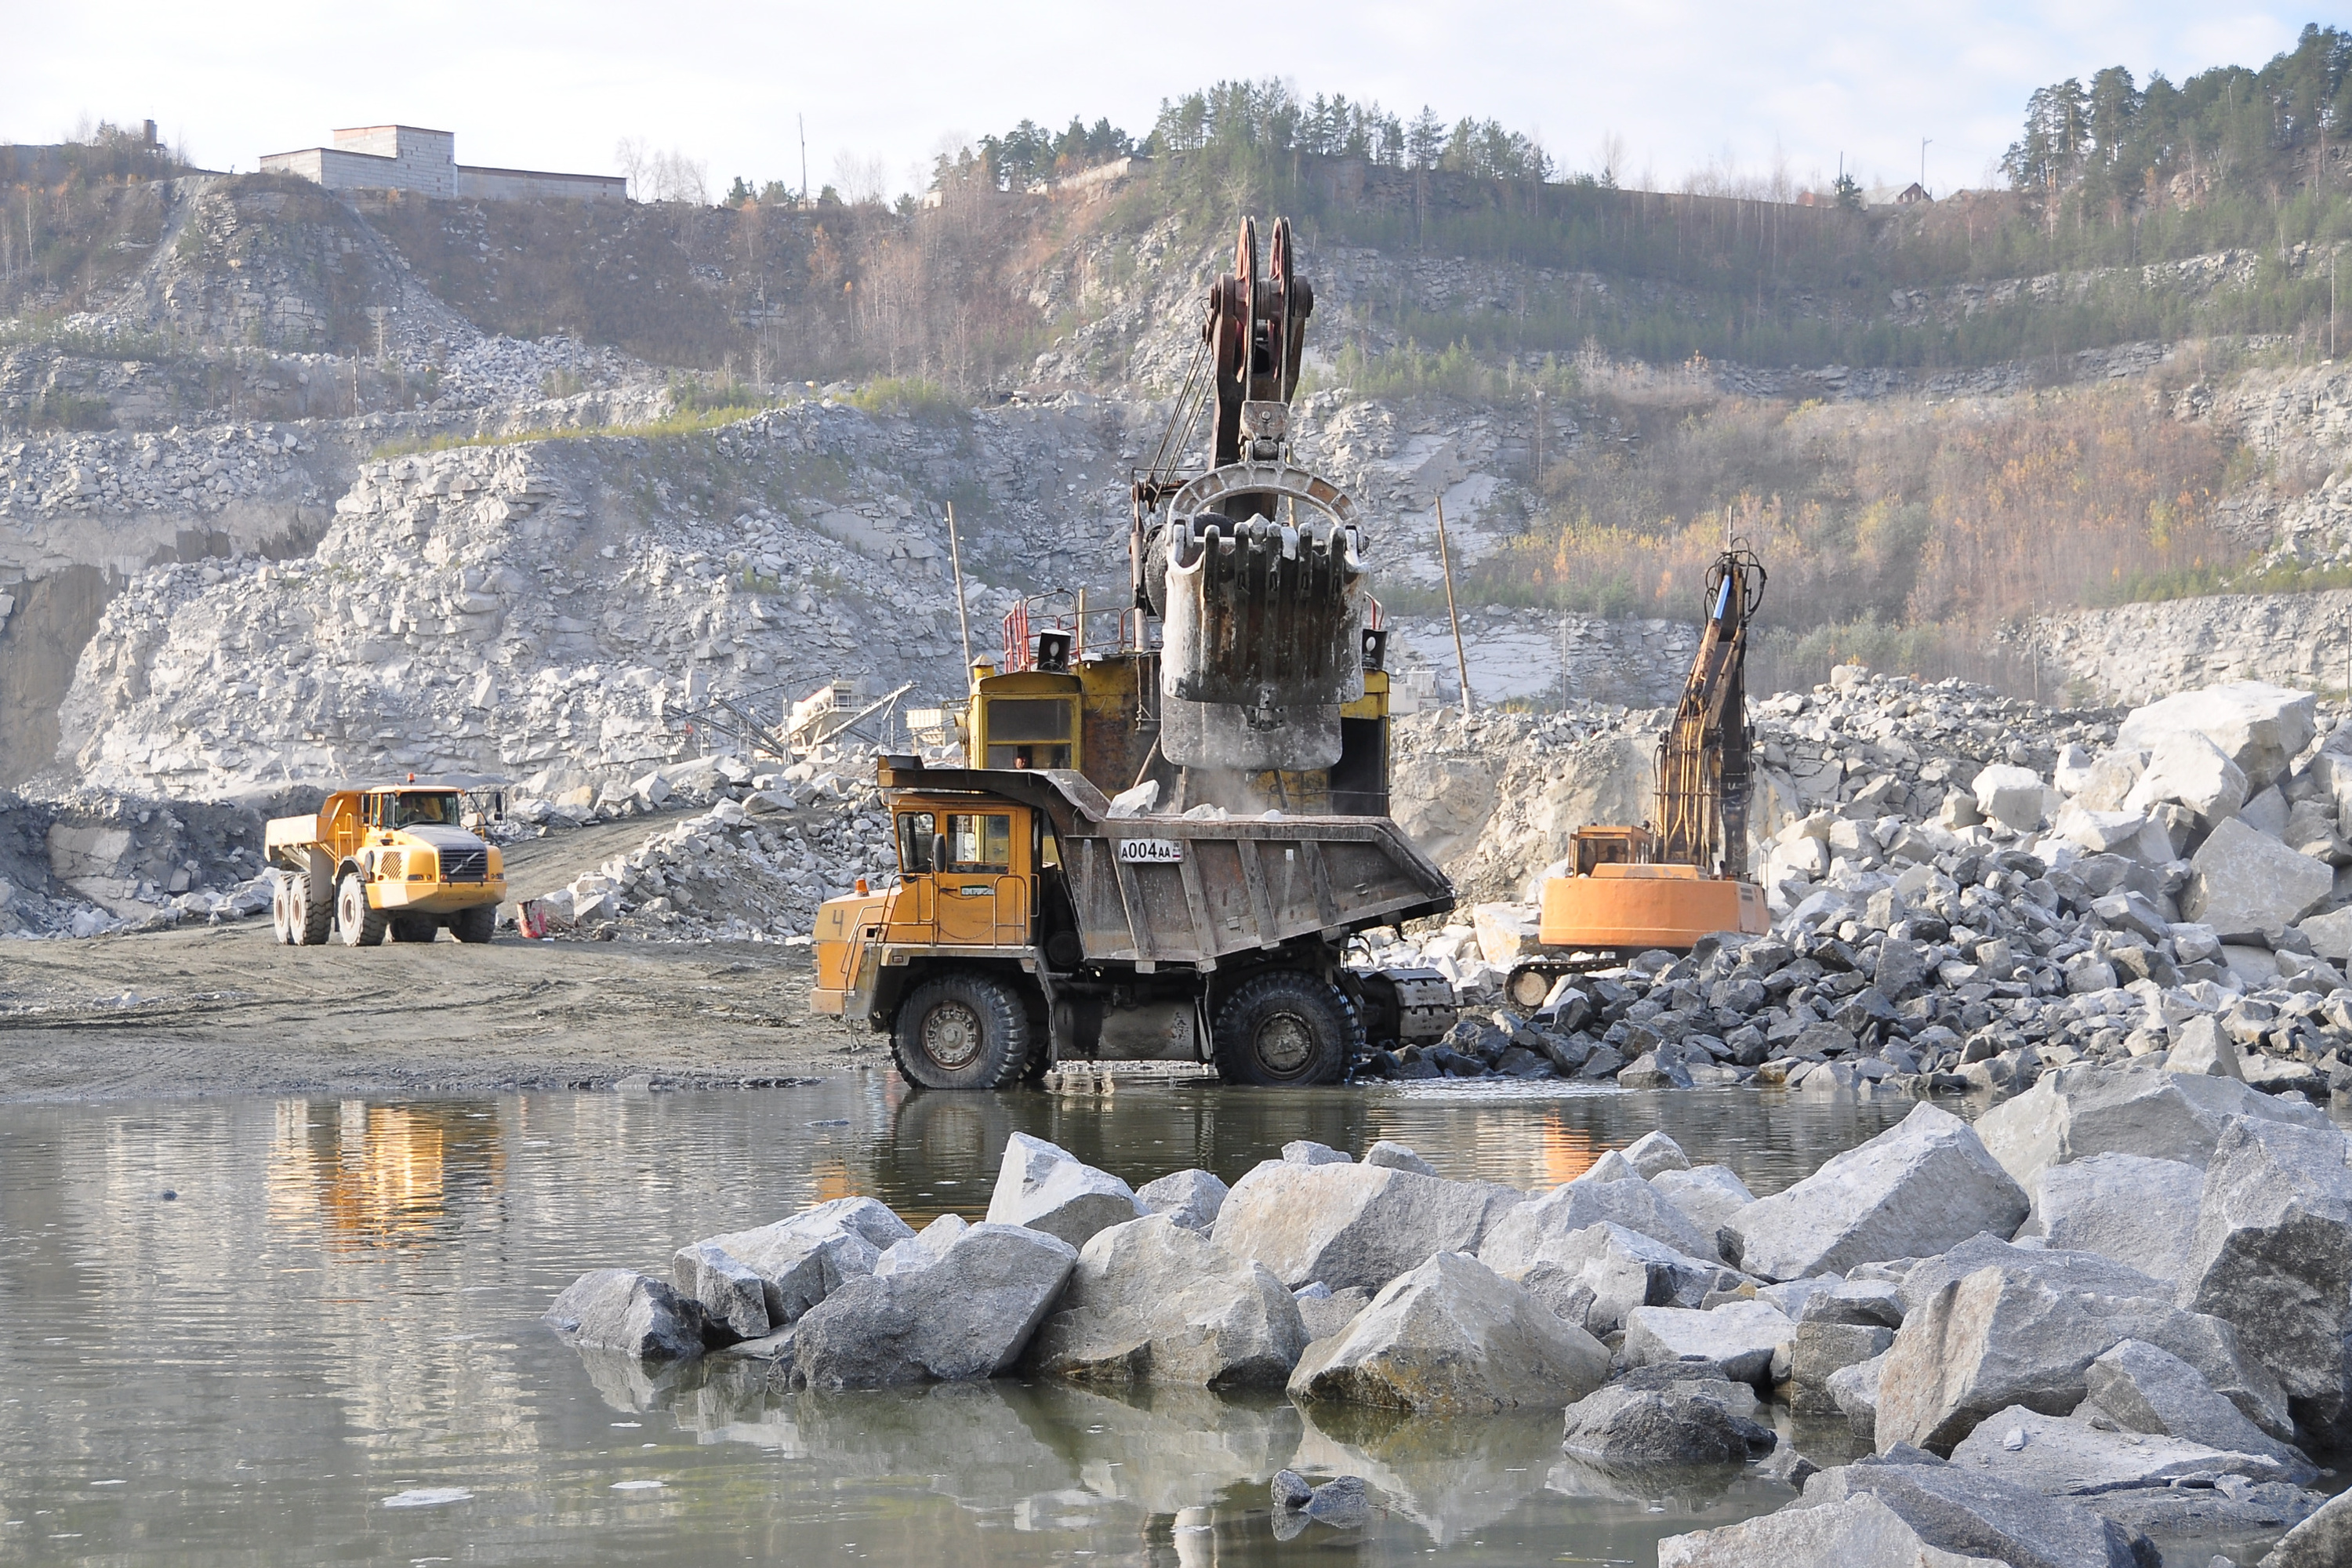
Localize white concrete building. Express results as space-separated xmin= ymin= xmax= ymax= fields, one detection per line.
xmin=260 ymin=125 xmax=626 ymax=202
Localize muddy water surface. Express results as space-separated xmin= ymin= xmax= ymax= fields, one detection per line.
xmin=0 ymin=1080 xmax=1925 ymax=1565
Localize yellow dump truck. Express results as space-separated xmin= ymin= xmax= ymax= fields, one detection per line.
xmin=264 ymin=785 xmax=506 ymax=946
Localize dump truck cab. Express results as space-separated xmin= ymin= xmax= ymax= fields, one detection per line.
xmin=265 ymin=784 xmax=507 ymax=948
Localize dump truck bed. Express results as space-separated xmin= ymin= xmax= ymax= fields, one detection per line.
xmin=874 ymin=761 xmax=1453 ymax=970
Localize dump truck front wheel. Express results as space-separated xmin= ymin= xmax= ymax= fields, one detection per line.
xmin=452 ymin=905 xmax=496 ymax=945
xmin=1214 ymin=971 xmax=1359 ymax=1087
xmin=891 ymin=971 xmax=1032 ymax=1091
xmin=390 ymin=916 xmax=437 ymax=943
xmin=336 ymin=874 xmax=388 ymax=947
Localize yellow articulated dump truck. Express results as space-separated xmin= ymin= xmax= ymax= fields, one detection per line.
xmin=264 ymin=784 xmax=506 ymax=947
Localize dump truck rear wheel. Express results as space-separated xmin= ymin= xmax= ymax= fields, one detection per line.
xmin=452 ymin=905 xmax=496 ymax=945
xmin=336 ymin=873 xmax=388 ymax=947
xmin=390 ymin=916 xmax=437 ymax=943
xmin=270 ymin=879 xmax=292 ymax=944
xmin=1214 ymin=971 xmax=1359 ymax=1087
xmin=290 ymin=870 xmax=332 ymax=946
xmin=891 ymin=971 xmax=1030 ymax=1090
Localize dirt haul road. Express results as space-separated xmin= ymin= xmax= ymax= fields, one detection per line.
xmin=0 ymin=920 xmax=868 ymax=1101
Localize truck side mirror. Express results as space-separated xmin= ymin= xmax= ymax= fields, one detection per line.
xmin=931 ymin=833 xmax=948 ymax=873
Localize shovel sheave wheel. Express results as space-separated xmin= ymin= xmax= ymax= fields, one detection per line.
xmin=1214 ymin=971 xmax=1360 ymax=1087
xmin=891 ymin=971 xmax=1031 ymax=1091
xmin=336 ymin=873 xmax=388 ymax=947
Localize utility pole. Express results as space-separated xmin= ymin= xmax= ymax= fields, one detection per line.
xmin=1919 ymin=138 xmax=1932 ymax=194
xmin=799 ymin=114 xmax=809 ymax=209
xmin=1435 ymin=495 xmax=1472 ymax=717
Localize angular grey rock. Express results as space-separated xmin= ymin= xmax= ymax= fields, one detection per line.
xmin=1796 ymin=1459 xmax=2154 ymax=1568
xmin=1973 ymin=1065 xmax=2266 ymax=1185
xmin=1947 ymin=1405 xmax=2300 ymax=1491
xmin=2082 ymin=1338 xmax=2311 ymax=1476
xmin=1286 ymin=1250 xmax=1610 ymax=1414
xmin=985 ymin=1132 xmax=1146 ymax=1248
xmin=1650 ymin=1163 xmax=1755 ymax=1254
xmin=1362 ymin=1139 xmax=1437 ymax=1175
xmin=2181 ymin=817 xmax=2336 ymax=938
xmin=1559 ymin=1363 xmax=1777 ymax=1466
xmin=2165 ymin=1014 xmax=2245 ymax=1080
xmin=1269 ymin=1468 xmax=1313 ymax=1508
xmin=544 ymin=1269 xmax=706 ymax=1360
xmin=670 ymin=1242 xmax=772 ymax=1339
xmin=1620 ymin=1299 xmax=1796 ymax=1388
xmin=2016 ymin=1152 xmax=2205 ymax=1281
xmin=1479 ymin=1171 xmax=1711 ymax=1268
xmin=2262 ymin=1486 xmax=2352 ymax=1568
xmin=1573 ymin=1149 xmax=1641 ymax=1184
xmin=1135 ymin=1168 xmax=1229 ymax=1233
xmin=1283 ymin=1139 xmax=1352 ymax=1166
xmin=1215 ymin=1162 xmax=1526 ymax=1292
xmin=1024 ymin=1214 xmax=1306 ymax=1388
xmin=1878 ymin=1260 xmax=2292 ymax=1455
xmin=2117 ymin=682 xmax=2316 ymax=794
xmin=1658 ymin=1492 xmax=2012 ymax=1568
xmin=1302 ymin=1474 xmax=1369 ymax=1528
xmin=1830 ymin=1352 xmax=1886 ymax=1438
xmin=1974 ymin=763 xmax=2049 ymax=832
xmin=1895 ymin=1236 xmax=2171 ymax=1320
xmin=1790 ymin=1319 xmax=1897 ymax=1415
xmin=1800 ymin=1277 xmax=1908 ymax=1329
xmin=1619 ymin=1129 xmax=1693 ymax=1178
xmin=682 ymin=1196 xmax=913 ymax=1327
xmin=1497 ymin=1220 xmax=1740 ymax=1335
xmin=792 ymin=1221 xmax=1077 ymax=1388
xmin=1297 ymin=1284 xmax=1372 ymax=1342
xmin=2123 ymin=728 xmax=2249 ymax=825
xmin=1725 ymin=1102 xmax=2027 ymax=1282
xmin=875 ymin=1212 xmax=970 ymax=1278
xmin=2176 ymin=1117 xmax=2352 ymax=1414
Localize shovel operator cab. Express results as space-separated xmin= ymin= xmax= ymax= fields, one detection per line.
xmin=265 ymin=784 xmax=506 ymax=947
xmin=811 ymin=757 xmax=1458 ymax=1089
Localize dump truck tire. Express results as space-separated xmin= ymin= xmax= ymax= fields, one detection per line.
xmin=270 ymin=879 xmax=292 ymax=944
xmin=290 ymin=866 xmax=332 ymax=946
xmin=390 ymin=916 xmax=437 ymax=943
xmin=891 ymin=971 xmax=1031 ymax=1091
xmin=336 ymin=873 xmax=388 ymax=947
xmin=452 ymin=905 xmax=495 ymax=945
xmin=1213 ymin=971 xmax=1359 ymax=1087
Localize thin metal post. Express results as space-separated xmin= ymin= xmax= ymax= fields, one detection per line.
xmin=946 ymin=502 xmax=975 ymax=684
xmin=1435 ymin=496 xmax=1472 ymax=717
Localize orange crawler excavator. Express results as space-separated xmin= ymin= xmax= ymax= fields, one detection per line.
xmin=1504 ymin=545 xmax=1772 ymax=1010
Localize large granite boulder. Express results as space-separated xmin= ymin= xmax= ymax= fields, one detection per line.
xmin=1877 ymin=1258 xmax=2291 ymax=1455
xmin=1618 ymin=1130 xmax=1692 ymax=1179
xmin=985 ymin=1132 xmax=1145 ymax=1248
xmin=1947 ymin=1405 xmax=2303 ymax=1492
xmin=1725 ymin=1103 xmax=2027 ymax=1281
xmin=1495 ymin=1219 xmax=1740 ymax=1335
xmin=1022 ymin=1214 xmax=1307 ymax=1389
xmin=1649 ymin=1164 xmax=1755 ymax=1252
xmin=2263 ymin=1486 xmax=2352 ymax=1568
xmin=1620 ymin=1299 xmax=1796 ymax=1388
xmin=1971 ymin=1063 xmax=2327 ymax=1187
xmin=2175 ymin=1117 xmax=2352 ymax=1426
xmin=1789 ymin=1319 xmax=1897 ymax=1415
xmin=1134 ymin=1167 xmax=1229 ymax=1232
xmin=545 ymin=1269 xmax=706 ymax=1360
xmin=670 ymin=1243 xmax=773 ymax=1340
xmin=1560 ymin=1363 xmax=1776 ymax=1467
xmin=2122 ymin=728 xmax=2249 ymax=825
xmin=1478 ymin=1171 xmax=1711 ymax=1270
xmin=2015 ymin=1152 xmax=2205 ymax=1282
xmin=677 ymin=1197 xmax=914 ymax=1330
xmin=1286 ymin=1250 xmax=1609 ymax=1414
xmin=2116 ymin=681 xmax=2316 ymax=794
xmin=1214 ymin=1161 xmax=1525 ymax=1292
xmin=1659 ymin=1491 xmax=2010 ymax=1567
xmin=2081 ymin=1338 xmax=2313 ymax=1475
xmin=792 ymin=1221 xmax=1077 ymax=1388
xmin=1791 ymin=1458 xmax=2154 ymax=1568
xmin=2180 ymin=816 xmax=2335 ymax=938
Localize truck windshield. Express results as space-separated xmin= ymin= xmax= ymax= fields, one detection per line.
xmin=390 ymin=792 xmax=463 ymax=828
xmin=896 ymin=811 xmax=937 ymax=873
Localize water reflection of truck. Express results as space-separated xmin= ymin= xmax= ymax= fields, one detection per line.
xmin=810 ymin=217 xmax=1459 ymax=1088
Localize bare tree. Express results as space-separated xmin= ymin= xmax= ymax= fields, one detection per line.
xmin=833 ymin=151 xmax=891 ymax=208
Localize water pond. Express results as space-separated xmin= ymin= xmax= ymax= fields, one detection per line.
xmin=0 ymin=1079 xmax=1929 ymax=1565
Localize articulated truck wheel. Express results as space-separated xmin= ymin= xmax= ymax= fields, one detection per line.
xmin=451 ymin=905 xmax=496 ymax=944
xmin=271 ymin=879 xmax=293 ymax=944
xmin=390 ymin=916 xmax=437 ymax=943
xmin=892 ymin=971 xmax=1031 ymax=1090
xmin=289 ymin=868 xmax=332 ymax=946
xmin=1214 ymin=971 xmax=1359 ymax=1087
xmin=336 ymin=874 xmax=388 ymax=947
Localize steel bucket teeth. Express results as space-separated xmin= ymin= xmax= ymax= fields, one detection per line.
xmin=1160 ymin=513 xmax=1366 ymax=713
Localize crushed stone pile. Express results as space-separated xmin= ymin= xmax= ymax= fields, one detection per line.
xmin=0 ymin=786 xmax=275 ymax=938
xmin=1367 ymin=672 xmax=2352 ymax=1098
xmin=546 ymin=1108 xmax=2352 ymax=1563
xmin=526 ymin=763 xmax=894 ymax=943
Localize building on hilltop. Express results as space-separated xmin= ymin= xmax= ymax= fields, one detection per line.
xmin=259 ymin=125 xmax=626 ymax=202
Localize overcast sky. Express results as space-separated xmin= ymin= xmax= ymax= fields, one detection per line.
xmin=2 ymin=2 xmax=2314 ymax=200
